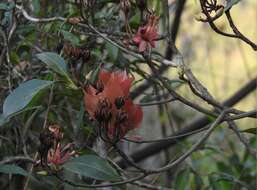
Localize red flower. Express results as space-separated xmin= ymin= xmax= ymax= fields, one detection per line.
xmin=83 ymin=70 xmax=143 ymax=140
xmin=133 ymin=15 xmax=159 ymax=52
xmin=47 ymin=143 xmax=75 ymax=165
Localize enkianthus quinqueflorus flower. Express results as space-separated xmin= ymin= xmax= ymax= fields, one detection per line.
xmin=38 ymin=125 xmax=75 ymax=167
xmin=133 ymin=15 xmax=159 ymax=52
xmin=83 ymin=70 xmax=143 ymax=141
xmin=47 ymin=143 xmax=76 ymax=166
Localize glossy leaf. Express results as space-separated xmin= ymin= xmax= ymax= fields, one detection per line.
xmin=63 ymin=155 xmax=121 ymax=181
xmin=36 ymin=52 xmax=67 ymax=76
xmin=61 ymin=30 xmax=80 ymax=46
xmin=0 ymin=164 xmax=34 ymax=179
xmin=0 ymin=114 xmax=7 ymax=126
xmin=168 ymin=79 xmax=184 ymax=88
xmin=3 ymin=79 xmax=53 ymax=117
xmin=36 ymin=52 xmax=77 ymax=89
xmin=240 ymin=128 xmax=257 ymax=135
xmin=0 ymin=2 xmax=15 ymax=10
xmin=105 ymin=42 xmax=118 ymax=61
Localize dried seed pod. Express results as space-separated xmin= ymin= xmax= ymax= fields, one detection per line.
xmin=67 ymin=17 xmax=83 ymax=25
xmin=56 ymin=42 xmax=64 ymax=54
xmin=63 ymin=43 xmax=91 ymax=61
xmin=38 ymin=129 xmax=55 ymax=165
xmin=81 ymin=49 xmax=91 ymax=62
xmin=38 ymin=125 xmax=64 ymax=166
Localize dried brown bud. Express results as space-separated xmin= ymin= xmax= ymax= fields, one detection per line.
xmin=63 ymin=43 xmax=91 ymax=61
xmin=67 ymin=17 xmax=83 ymax=25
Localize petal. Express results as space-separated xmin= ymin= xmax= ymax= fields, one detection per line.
xmin=103 ymin=73 xmax=124 ymax=103
xmin=114 ymin=71 xmax=133 ymax=95
xmin=132 ymin=104 xmax=143 ymax=127
xmin=138 ymin=41 xmax=147 ymax=52
xmin=99 ymin=70 xmax=111 ymax=86
xmin=150 ymin=40 xmax=156 ymax=48
xmin=124 ymin=99 xmax=143 ymax=129
xmin=83 ymin=87 xmax=100 ymax=118
xmin=120 ymin=77 xmax=133 ymax=95
xmin=150 ymin=29 xmax=158 ymax=40
xmin=60 ymin=152 xmax=72 ymax=164
xmin=133 ymin=34 xmax=142 ymax=44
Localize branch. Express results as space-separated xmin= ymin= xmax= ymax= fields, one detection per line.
xmin=151 ymin=111 xmax=226 ymax=173
xmin=117 ymin=76 xmax=257 ymax=168
xmin=199 ymin=0 xmax=257 ymax=51
xmin=227 ymin=121 xmax=257 ymax=160
xmin=225 ymin=10 xmax=257 ymax=50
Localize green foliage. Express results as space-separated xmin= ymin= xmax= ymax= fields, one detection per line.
xmin=61 ymin=30 xmax=80 ymax=46
xmin=36 ymin=52 xmax=68 ymax=77
xmin=240 ymin=127 xmax=257 ymax=134
xmin=36 ymin=52 xmax=77 ymax=89
xmin=175 ymin=168 xmax=190 ymax=190
xmin=0 ymin=164 xmax=35 ymax=180
xmin=0 ymin=2 xmax=15 ymax=10
xmin=3 ymin=79 xmax=53 ymax=117
xmin=167 ymin=79 xmax=185 ymax=88
xmin=63 ymin=155 xmax=121 ymax=181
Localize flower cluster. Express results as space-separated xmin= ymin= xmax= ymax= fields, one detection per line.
xmin=47 ymin=143 xmax=75 ymax=165
xmin=133 ymin=15 xmax=160 ymax=52
xmin=83 ymin=70 xmax=143 ymax=142
xmin=38 ymin=125 xmax=75 ymax=166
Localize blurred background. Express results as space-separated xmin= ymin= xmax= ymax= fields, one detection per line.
xmin=130 ymin=0 xmax=257 ymax=189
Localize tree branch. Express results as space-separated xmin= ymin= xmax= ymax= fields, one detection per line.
xmin=117 ymin=76 xmax=257 ymax=168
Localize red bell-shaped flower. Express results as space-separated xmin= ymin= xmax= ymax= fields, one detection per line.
xmin=133 ymin=15 xmax=159 ymax=52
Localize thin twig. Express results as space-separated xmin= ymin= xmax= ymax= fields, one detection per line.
xmin=227 ymin=120 xmax=257 ymax=160
xmin=151 ymin=111 xmax=226 ymax=173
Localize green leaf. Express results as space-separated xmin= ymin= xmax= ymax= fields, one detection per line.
xmin=105 ymin=42 xmax=119 ymax=61
xmin=224 ymin=0 xmax=241 ymax=11
xmin=32 ymin=0 xmax=40 ymax=15
xmin=140 ymin=94 xmax=154 ymax=103
xmin=175 ymin=168 xmax=190 ymax=190
xmin=0 ymin=114 xmax=8 ymax=126
xmin=168 ymin=79 xmax=184 ymax=88
xmin=193 ymin=174 xmax=203 ymax=190
xmin=209 ymin=175 xmax=222 ymax=190
xmin=36 ymin=52 xmax=77 ymax=89
xmin=0 ymin=3 xmax=9 ymax=10
xmin=88 ymin=63 xmax=102 ymax=84
xmin=2 ymin=10 xmax=12 ymax=26
xmin=0 ymin=2 xmax=15 ymax=10
xmin=0 ymin=164 xmax=34 ymax=179
xmin=240 ymin=128 xmax=257 ymax=135
xmin=63 ymin=155 xmax=121 ymax=181
xmin=36 ymin=52 xmax=67 ymax=76
xmin=3 ymin=79 xmax=53 ymax=117
xmin=61 ymin=30 xmax=80 ymax=46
